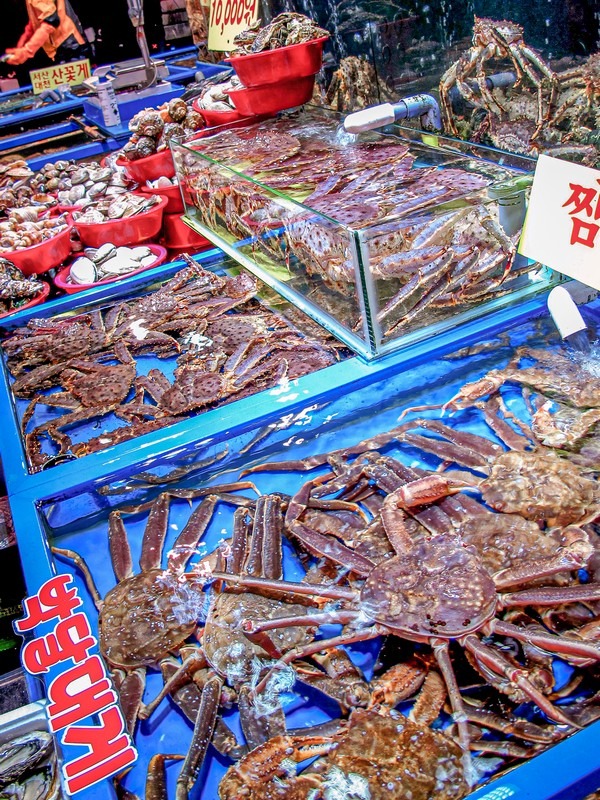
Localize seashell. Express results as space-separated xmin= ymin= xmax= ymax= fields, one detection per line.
xmin=93 ymin=243 xmax=118 ymax=264
xmin=83 ymin=247 xmax=98 ymax=259
xmin=99 ymin=253 xmax=137 ymax=275
xmin=106 ymin=200 xmax=127 ymax=219
xmin=74 ymin=208 xmax=105 ymax=224
xmin=69 ymin=257 xmax=97 ymax=284
xmin=86 ymin=168 xmax=111 ymax=184
xmin=68 ymin=185 xmax=87 ymax=203
xmin=130 ymin=246 xmax=152 ymax=260
xmin=148 ymin=176 xmax=174 ymax=189
xmin=70 ymin=168 xmax=89 ymax=185
xmin=0 ymin=731 xmax=54 ymax=785
xmin=9 ymin=207 xmax=40 ymax=223
xmin=140 ymin=254 xmax=157 ymax=268
xmin=87 ymin=182 xmax=108 ymax=199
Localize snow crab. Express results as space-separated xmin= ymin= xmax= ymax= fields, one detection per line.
xmin=219 ymin=707 xmax=469 ymax=800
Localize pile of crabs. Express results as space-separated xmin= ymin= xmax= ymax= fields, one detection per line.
xmin=1 ymin=259 xmax=343 ymax=471
xmin=51 ymin=329 xmax=600 ymax=798
xmin=179 ymin=111 xmax=524 ymax=340
xmin=439 ymin=17 xmax=599 ymax=164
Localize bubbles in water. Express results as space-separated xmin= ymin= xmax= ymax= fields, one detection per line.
xmin=321 ymin=765 xmax=371 ymax=799
xmin=157 ymin=573 xmax=207 ymax=625
xmin=250 ymin=657 xmax=296 ymax=716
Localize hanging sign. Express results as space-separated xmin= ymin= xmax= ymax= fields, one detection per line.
xmin=518 ymin=154 xmax=600 ymax=290
xmin=15 ymin=574 xmax=137 ymax=794
xmin=29 ymin=59 xmax=91 ymax=94
xmin=207 ymin=0 xmax=259 ymax=51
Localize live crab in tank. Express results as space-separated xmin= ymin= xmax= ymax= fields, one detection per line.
xmin=1 ymin=258 xmax=344 ymax=471
xmin=45 ymin=313 xmax=600 ymax=798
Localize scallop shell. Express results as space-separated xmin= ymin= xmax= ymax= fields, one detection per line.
xmin=69 ymin=257 xmax=98 ymax=285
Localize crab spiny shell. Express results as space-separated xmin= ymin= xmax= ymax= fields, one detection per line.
xmin=361 ymin=534 xmax=496 ymax=638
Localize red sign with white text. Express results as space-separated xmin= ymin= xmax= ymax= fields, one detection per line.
xmin=16 ymin=575 xmax=137 ymax=795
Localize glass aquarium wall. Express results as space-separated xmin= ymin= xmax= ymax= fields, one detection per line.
xmin=173 ymin=108 xmax=554 ymax=359
xmin=245 ymin=0 xmax=599 ymax=164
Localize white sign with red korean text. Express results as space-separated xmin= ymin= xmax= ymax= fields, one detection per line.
xmin=519 ymin=154 xmax=600 ymax=290
xmin=15 ymin=575 xmax=137 ymax=795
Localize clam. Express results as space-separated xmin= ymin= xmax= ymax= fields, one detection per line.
xmin=93 ymin=242 xmax=118 ymax=265
xmin=130 ymin=246 xmax=152 ymax=260
xmin=140 ymin=253 xmax=157 ymax=268
xmin=100 ymin=251 xmax=137 ymax=275
xmin=69 ymin=256 xmax=97 ymax=284
xmin=70 ymin=168 xmax=89 ymax=185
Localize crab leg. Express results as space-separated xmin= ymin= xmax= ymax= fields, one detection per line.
xmin=238 ymin=684 xmax=286 ymax=751
xmin=112 ymin=667 xmax=146 ymax=737
xmin=488 ymin=617 xmax=600 ymax=664
xmin=51 ymin=546 xmax=103 ymax=609
xmin=431 ymin=640 xmax=472 ymax=759
xmin=167 ymin=495 xmax=219 ymax=573
xmin=175 ymin=673 xmax=223 ymax=800
xmin=462 ymin=634 xmax=577 ymax=728
xmin=377 ymin=251 xmax=455 ymax=323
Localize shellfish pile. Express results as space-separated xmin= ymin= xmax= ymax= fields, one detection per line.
xmin=0 ymin=730 xmax=59 ymax=800
xmin=0 ymin=257 xmax=45 ymax=313
xmin=67 ymin=243 xmax=157 ymax=285
xmin=120 ymin=98 xmax=206 ymax=162
xmin=72 ymin=192 xmax=161 ymax=224
xmin=29 ymin=160 xmax=133 ymax=208
xmin=231 ymin=12 xmax=328 ymax=55
xmin=0 ymin=208 xmax=69 ymax=251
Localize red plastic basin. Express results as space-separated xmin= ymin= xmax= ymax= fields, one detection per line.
xmin=116 ymin=148 xmax=175 ymax=183
xmin=227 ymin=36 xmax=328 ymax=87
xmin=162 ymin=213 xmax=211 ymax=250
xmin=227 ymin=75 xmax=315 ymax=116
xmin=191 ymin=100 xmax=246 ymax=127
xmin=74 ymin=195 xmax=169 ymax=248
xmin=139 ymin=182 xmax=184 ymax=214
xmin=0 ymin=282 xmax=50 ymax=317
xmin=54 ymin=244 xmax=168 ymax=294
xmin=4 ymin=224 xmax=73 ymax=275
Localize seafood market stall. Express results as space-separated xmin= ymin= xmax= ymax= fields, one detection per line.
xmin=0 ymin=85 xmax=86 ymax=135
xmin=4 ymin=286 xmax=600 ymax=799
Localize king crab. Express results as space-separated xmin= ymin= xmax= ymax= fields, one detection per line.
xmin=439 ymin=18 xmax=559 ymax=140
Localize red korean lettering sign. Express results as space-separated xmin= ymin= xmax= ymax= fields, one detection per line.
xmin=519 ymin=154 xmax=600 ymax=291
xmin=29 ymin=59 xmax=91 ymax=94
xmin=16 ymin=575 xmax=137 ymax=794
xmin=208 ymin=0 xmax=258 ymax=50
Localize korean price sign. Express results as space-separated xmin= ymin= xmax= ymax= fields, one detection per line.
xmin=207 ymin=0 xmax=259 ymax=51
xmin=16 ymin=575 xmax=137 ymax=794
xmin=29 ymin=59 xmax=91 ymax=95
xmin=519 ymin=154 xmax=600 ymax=290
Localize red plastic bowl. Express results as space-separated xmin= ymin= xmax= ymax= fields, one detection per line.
xmin=162 ymin=213 xmax=211 ymax=250
xmin=74 ymin=195 xmax=169 ymax=248
xmin=54 ymin=244 xmax=168 ymax=294
xmin=0 ymin=282 xmax=50 ymax=317
xmin=116 ymin=148 xmax=175 ymax=183
xmin=227 ymin=75 xmax=315 ymax=116
xmin=3 ymin=224 xmax=73 ymax=275
xmin=191 ymin=100 xmax=246 ymax=126
xmin=227 ymin=36 xmax=328 ymax=87
xmin=139 ymin=182 xmax=183 ymax=214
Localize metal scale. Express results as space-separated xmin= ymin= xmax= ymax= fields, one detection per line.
xmin=82 ymin=0 xmax=182 ymax=134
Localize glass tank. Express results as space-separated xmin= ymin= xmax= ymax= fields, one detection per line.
xmin=172 ymin=107 xmax=555 ymax=359
xmin=238 ymin=1 xmax=599 ymax=165
xmin=15 ymin=295 xmax=600 ymax=800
